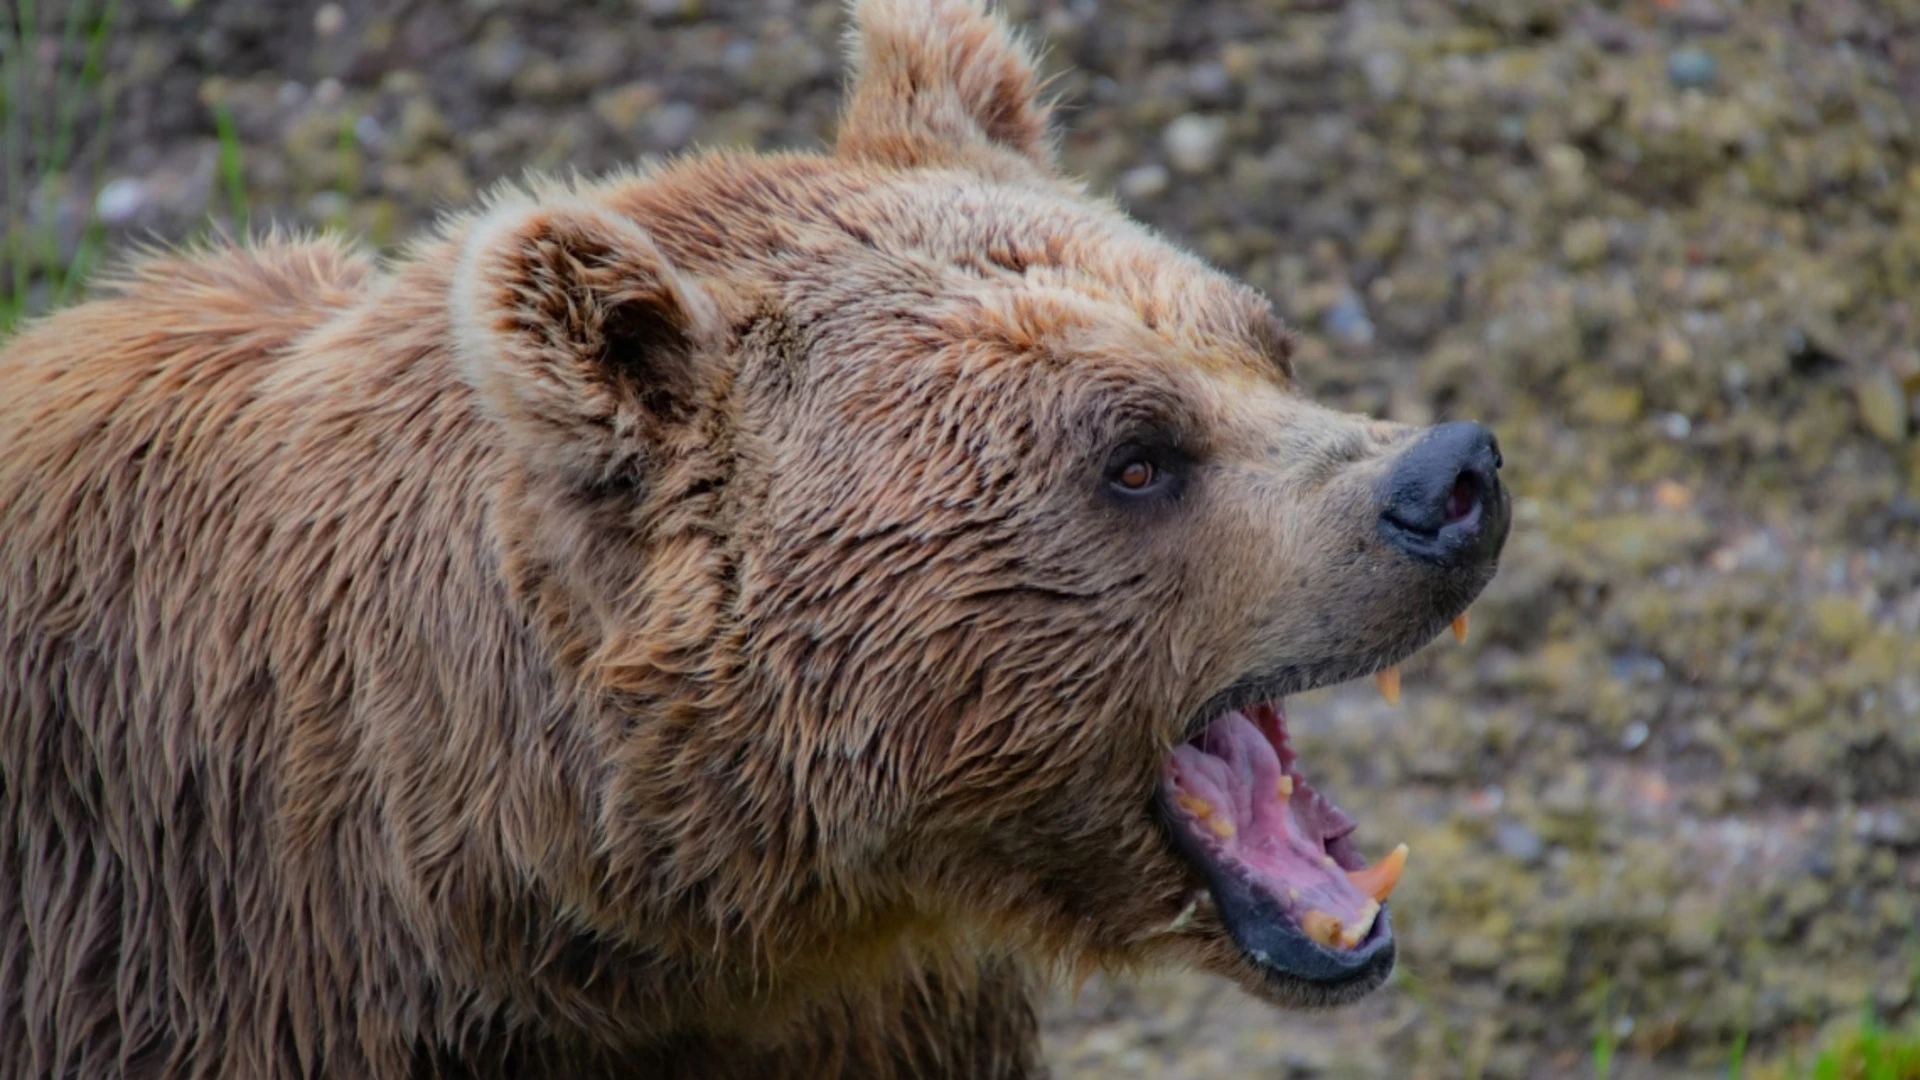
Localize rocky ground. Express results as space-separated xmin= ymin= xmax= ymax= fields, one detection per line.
xmin=6 ymin=0 xmax=1920 ymax=1075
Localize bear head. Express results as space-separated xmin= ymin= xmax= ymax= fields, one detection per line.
xmin=449 ymin=0 xmax=1507 ymax=1014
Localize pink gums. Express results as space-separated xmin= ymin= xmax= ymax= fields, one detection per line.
xmin=1165 ymin=705 xmax=1378 ymax=931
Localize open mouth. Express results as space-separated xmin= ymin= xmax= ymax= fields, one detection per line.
xmin=1158 ymin=699 xmax=1406 ymax=986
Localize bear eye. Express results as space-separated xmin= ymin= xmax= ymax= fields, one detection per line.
xmin=1117 ymin=460 xmax=1156 ymax=490
xmin=1104 ymin=444 xmax=1185 ymax=502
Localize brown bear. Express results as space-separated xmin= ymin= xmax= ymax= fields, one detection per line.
xmin=0 ymin=1 xmax=1509 ymax=1076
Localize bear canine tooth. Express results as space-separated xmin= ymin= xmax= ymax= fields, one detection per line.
xmin=1345 ymin=842 xmax=1409 ymax=902
xmin=1339 ymin=900 xmax=1381 ymax=948
xmin=1300 ymin=909 xmax=1344 ymax=949
xmin=1275 ymin=775 xmax=1294 ymax=799
xmin=1452 ymin=611 xmax=1471 ymax=643
xmin=1376 ymin=665 xmax=1401 ymax=705
xmin=1208 ymin=816 xmax=1235 ymax=839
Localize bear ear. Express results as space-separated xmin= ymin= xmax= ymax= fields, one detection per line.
xmin=835 ymin=0 xmax=1058 ymax=176
xmin=452 ymin=197 xmax=721 ymax=492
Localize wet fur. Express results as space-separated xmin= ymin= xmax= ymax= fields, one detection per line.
xmin=0 ymin=1 xmax=1473 ymax=1076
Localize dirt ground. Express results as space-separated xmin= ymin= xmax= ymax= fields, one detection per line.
xmin=7 ymin=0 xmax=1920 ymax=1075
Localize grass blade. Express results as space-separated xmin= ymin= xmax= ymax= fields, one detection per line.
xmin=213 ymin=101 xmax=248 ymax=233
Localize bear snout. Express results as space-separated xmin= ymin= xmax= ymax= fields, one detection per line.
xmin=1374 ymin=420 xmax=1509 ymax=571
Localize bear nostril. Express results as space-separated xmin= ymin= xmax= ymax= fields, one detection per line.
xmin=1442 ymin=473 xmax=1479 ymax=527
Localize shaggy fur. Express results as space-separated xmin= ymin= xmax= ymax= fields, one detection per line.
xmin=0 ymin=1 xmax=1487 ymax=1076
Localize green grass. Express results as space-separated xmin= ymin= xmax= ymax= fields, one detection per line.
xmin=1728 ymin=1006 xmax=1751 ymax=1080
xmin=1 ymin=0 xmax=261 ymax=336
xmin=1809 ymin=1016 xmax=1920 ymax=1080
xmin=0 ymin=0 xmax=120 ymax=334
xmin=1581 ymin=1002 xmax=1916 ymax=1080
xmin=1592 ymin=979 xmax=1619 ymax=1080
xmin=1401 ymin=960 xmax=1914 ymax=1080
xmin=1765 ymin=938 xmax=1920 ymax=1080
xmin=1750 ymin=1011 xmax=1920 ymax=1080
xmin=212 ymin=101 xmax=249 ymax=232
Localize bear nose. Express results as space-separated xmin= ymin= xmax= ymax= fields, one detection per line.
xmin=1377 ymin=421 xmax=1509 ymax=567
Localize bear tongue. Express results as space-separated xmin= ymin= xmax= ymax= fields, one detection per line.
xmin=1168 ymin=711 xmax=1404 ymax=950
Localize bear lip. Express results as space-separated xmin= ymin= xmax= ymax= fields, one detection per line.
xmin=1157 ymin=700 xmax=1396 ymax=983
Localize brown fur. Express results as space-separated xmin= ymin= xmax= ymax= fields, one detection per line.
xmin=0 ymin=2 xmax=1474 ymax=1076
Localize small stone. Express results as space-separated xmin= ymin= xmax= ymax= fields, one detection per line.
xmin=306 ymin=190 xmax=350 ymax=223
xmin=1658 ymin=330 xmax=1693 ymax=366
xmin=1117 ymin=163 xmax=1169 ymax=202
xmin=721 ymin=40 xmax=757 ymax=77
xmin=1220 ymin=42 xmax=1257 ymax=81
xmin=646 ymin=102 xmax=700 ymax=150
xmin=353 ymin=114 xmax=386 ymax=152
xmin=394 ymin=98 xmax=449 ymax=160
xmin=1321 ymin=291 xmax=1375 ymax=347
xmin=593 ymin=82 xmax=661 ymax=134
xmin=1162 ymin=113 xmax=1228 ymax=175
xmin=412 ymin=152 xmax=472 ymax=203
xmin=1505 ymin=954 xmax=1568 ymax=995
xmin=1363 ymin=51 xmax=1405 ymax=101
xmin=1544 ymin=143 xmax=1586 ymax=179
xmin=1621 ymin=720 xmax=1650 ymax=750
xmin=1667 ymin=47 xmax=1718 ymax=90
xmin=1495 ymin=820 xmax=1547 ymax=864
xmin=94 ymin=177 xmax=147 ymax=224
xmin=1690 ymin=269 xmax=1733 ymax=306
xmin=197 ymin=76 xmax=229 ymax=109
xmin=470 ymin=33 xmax=525 ymax=90
xmin=1081 ymin=1030 xmax=1126 ymax=1057
xmin=1186 ymin=61 xmax=1232 ymax=106
xmin=1543 ymin=142 xmax=1589 ymax=202
xmin=1560 ymin=219 xmax=1610 ymax=267
xmin=1576 ymin=385 xmax=1643 ymax=425
xmin=1541 ymin=764 xmax=1594 ymax=815
xmin=313 ymin=3 xmax=345 ymax=36
xmin=1652 ymin=480 xmax=1693 ymax=510
xmin=511 ymin=59 xmax=567 ymax=102
xmin=1855 ymin=810 xmax=1920 ymax=847
xmin=703 ymin=103 xmax=777 ymax=150
xmin=1857 ymin=367 xmax=1909 ymax=444
xmin=640 ymin=0 xmax=700 ymax=21
xmin=1669 ymin=0 xmax=1731 ymax=31
xmin=1452 ymin=932 xmax=1504 ymax=972
xmin=1667 ymin=896 xmax=1722 ymax=956
xmin=1809 ymin=595 xmax=1871 ymax=647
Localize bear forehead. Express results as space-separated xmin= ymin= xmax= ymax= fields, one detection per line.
xmin=599 ymin=152 xmax=1292 ymax=385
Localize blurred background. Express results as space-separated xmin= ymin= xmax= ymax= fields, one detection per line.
xmin=4 ymin=0 xmax=1918 ymax=1076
